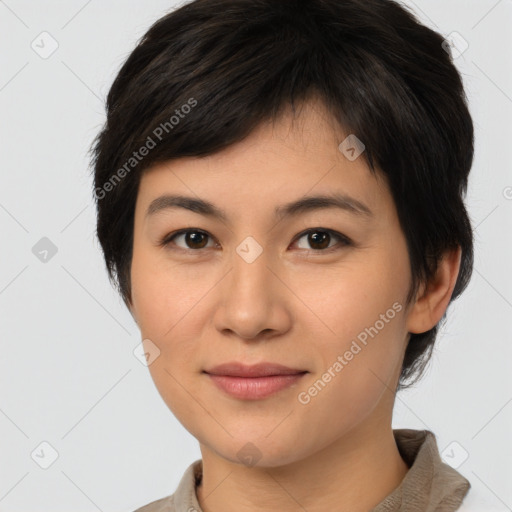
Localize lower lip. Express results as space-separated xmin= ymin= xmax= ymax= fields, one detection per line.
xmin=206 ymin=372 xmax=307 ymax=400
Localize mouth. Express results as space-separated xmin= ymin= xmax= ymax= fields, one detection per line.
xmin=203 ymin=361 xmax=308 ymax=378
xmin=203 ymin=362 xmax=308 ymax=400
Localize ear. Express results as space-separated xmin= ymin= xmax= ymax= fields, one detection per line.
xmin=406 ymin=246 xmax=462 ymax=334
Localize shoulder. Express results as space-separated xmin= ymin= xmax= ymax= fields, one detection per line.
xmin=456 ymin=485 xmax=509 ymax=512
xmin=132 ymin=494 xmax=175 ymax=512
xmin=131 ymin=458 xmax=202 ymax=512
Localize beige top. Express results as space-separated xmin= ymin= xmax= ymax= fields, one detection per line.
xmin=133 ymin=428 xmax=472 ymax=512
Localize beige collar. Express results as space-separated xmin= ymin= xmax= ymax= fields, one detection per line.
xmin=169 ymin=429 xmax=470 ymax=512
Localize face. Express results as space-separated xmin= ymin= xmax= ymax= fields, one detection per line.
xmin=129 ymin=99 xmax=414 ymax=467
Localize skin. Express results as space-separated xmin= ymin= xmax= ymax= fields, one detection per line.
xmin=128 ymin=97 xmax=461 ymax=512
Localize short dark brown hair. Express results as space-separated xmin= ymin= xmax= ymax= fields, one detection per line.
xmin=89 ymin=0 xmax=475 ymax=391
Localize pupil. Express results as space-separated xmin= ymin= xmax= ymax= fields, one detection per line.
xmin=187 ymin=232 xmax=207 ymax=249
xmin=309 ymin=231 xmax=329 ymax=249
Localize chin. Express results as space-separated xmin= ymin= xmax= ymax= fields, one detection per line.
xmin=210 ymin=436 xmax=304 ymax=469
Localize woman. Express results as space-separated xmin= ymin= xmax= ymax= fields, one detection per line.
xmin=90 ymin=0 xmax=498 ymax=510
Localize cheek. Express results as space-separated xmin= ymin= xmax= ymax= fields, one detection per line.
xmin=130 ymin=247 xmax=212 ymax=340
xmin=131 ymin=259 xmax=210 ymax=427
xmin=295 ymin=254 xmax=407 ymax=340
xmin=292 ymin=268 xmax=407 ymax=445
xmin=293 ymin=254 xmax=408 ymax=397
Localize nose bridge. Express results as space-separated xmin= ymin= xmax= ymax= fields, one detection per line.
xmin=213 ymin=234 xmax=285 ymax=339
xmin=230 ymin=234 xmax=273 ymax=300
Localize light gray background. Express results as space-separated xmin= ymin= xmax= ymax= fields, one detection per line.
xmin=1 ymin=1 xmax=511 ymax=511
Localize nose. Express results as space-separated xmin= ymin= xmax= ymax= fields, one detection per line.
xmin=212 ymin=243 xmax=293 ymax=341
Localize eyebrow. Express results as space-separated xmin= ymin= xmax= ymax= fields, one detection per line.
xmin=145 ymin=193 xmax=374 ymax=222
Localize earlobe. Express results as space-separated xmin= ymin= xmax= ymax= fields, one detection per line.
xmin=406 ymin=246 xmax=462 ymax=335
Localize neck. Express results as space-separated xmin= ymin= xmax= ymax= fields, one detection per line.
xmin=196 ymin=420 xmax=409 ymax=512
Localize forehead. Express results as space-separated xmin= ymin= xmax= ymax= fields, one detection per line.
xmin=136 ymin=99 xmax=393 ymax=224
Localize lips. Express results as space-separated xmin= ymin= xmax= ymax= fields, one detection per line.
xmin=204 ymin=361 xmax=307 ymax=377
xmin=204 ymin=362 xmax=308 ymax=400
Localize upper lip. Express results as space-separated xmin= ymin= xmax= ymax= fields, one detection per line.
xmin=204 ymin=362 xmax=307 ymax=377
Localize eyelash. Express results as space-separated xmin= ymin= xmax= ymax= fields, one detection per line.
xmin=158 ymin=228 xmax=353 ymax=254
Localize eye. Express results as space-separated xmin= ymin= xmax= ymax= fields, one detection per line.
xmin=292 ymin=228 xmax=352 ymax=252
xmin=159 ymin=229 xmax=216 ymax=251
xmin=159 ymin=228 xmax=352 ymax=252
